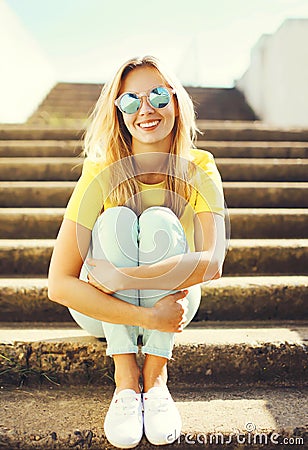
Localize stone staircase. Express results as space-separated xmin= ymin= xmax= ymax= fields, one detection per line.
xmin=0 ymin=118 xmax=307 ymax=448
xmin=27 ymin=82 xmax=257 ymax=124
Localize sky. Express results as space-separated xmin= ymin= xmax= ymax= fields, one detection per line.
xmin=5 ymin=0 xmax=308 ymax=87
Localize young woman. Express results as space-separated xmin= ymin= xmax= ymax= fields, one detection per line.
xmin=48 ymin=55 xmax=226 ymax=448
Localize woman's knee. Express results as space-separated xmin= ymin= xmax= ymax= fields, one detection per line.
xmin=138 ymin=206 xmax=188 ymax=262
xmin=94 ymin=206 xmax=137 ymax=231
xmin=91 ymin=206 xmax=139 ymax=265
xmin=139 ymin=207 xmax=185 ymax=238
xmin=139 ymin=206 xmax=178 ymax=229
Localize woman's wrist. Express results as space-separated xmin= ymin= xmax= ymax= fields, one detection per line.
xmin=134 ymin=304 xmax=153 ymax=330
xmin=119 ymin=266 xmax=142 ymax=290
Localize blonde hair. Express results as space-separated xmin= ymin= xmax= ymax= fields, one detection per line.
xmin=84 ymin=55 xmax=199 ymax=217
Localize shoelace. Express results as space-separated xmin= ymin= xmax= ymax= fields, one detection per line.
xmin=144 ymin=396 xmax=170 ymax=413
xmin=114 ymin=396 xmax=140 ymax=416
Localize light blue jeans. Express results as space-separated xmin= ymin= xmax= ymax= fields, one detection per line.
xmin=69 ymin=206 xmax=201 ymax=359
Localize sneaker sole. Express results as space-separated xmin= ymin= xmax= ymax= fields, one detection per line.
xmin=107 ymin=439 xmax=142 ymax=449
xmin=104 ymin=426 xmax=143 ymax=449
xmin=145 ymin=430 xmax=181 ymax=446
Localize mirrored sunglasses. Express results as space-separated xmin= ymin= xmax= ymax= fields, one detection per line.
xmin=115 ymin=86 xmax=175 ymax=114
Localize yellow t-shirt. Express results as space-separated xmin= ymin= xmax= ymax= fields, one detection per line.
xmin=64 ymin=149 xmax=225 ymax=251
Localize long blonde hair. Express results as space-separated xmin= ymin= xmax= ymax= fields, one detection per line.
xmin=84 ymin=55 xmax=199 ymax=217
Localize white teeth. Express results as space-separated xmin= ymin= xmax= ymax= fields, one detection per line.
xmin=139 ymin=120 xmax=159 ymax=128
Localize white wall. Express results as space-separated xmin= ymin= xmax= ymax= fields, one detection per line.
xmin=237 ymin=19 xmax=308 ymax=127
xmin=0 ymin=0 xmax=56 ymax=123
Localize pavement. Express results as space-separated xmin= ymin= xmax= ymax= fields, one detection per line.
xmin=1 ymin=385 xmax=307 ymax=449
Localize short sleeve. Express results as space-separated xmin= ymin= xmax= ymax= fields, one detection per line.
xmin=64 ymin=158 xmax=105 ymax=230
xmin=190 ymin=149 xmax=225 ymax=217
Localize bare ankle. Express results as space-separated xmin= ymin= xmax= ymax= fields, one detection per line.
xmin=115 ymin=379 xmax=141 ymax=394
xmin=113 ymin=354 xmax=141 ymax=393
xmin=142 ymin=354 xmax=168 ymax=392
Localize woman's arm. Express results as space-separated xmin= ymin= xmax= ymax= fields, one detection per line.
xmin=48 ymin=218 xmax=188 ymax=332
xmin=124 ymin=211 xmax=225 ymax=290
xmin=88 ymin=211 xmax=226 ymax=291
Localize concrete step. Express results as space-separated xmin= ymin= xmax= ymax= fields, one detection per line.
xmin=30 ymin=110 xmax=93 ymax=121
xmin=0 ymin=322 xmax=307 ymax=387
xmin=0 ymin=157 xmax=83 ymax=181
xmin=0 ymin=140 xmax=82 ymax=157
xmin=0 ymin=157 xmax=307 ymax=182
xmin=228 ymin=208 xmax=308 ymax=239
xmin=224 ymin=182 xmax=308 ymax=208
xmin=1 ymin=122 xmax=308 ymax=141
xmin=197 ymin=121 xmax=308 ymax=141
xmin=0 ymin=276 xmax=307 ymax=322
xmin=1 ymin=385 xmax=306 ymax=450
xmin=0 ymin=181 xmax=307 ymax=208
xmin=1 ymin=208 xmax=307 ymax=239
xmin=1 ymin=140 xmax=307 ymax=158
xmin=0 ymin=181 xmax=75 ymax=207
xmin=0 ymin=127 xmax=84 ymax=141
xmin=218 ymin=159 xmax=308 ymax=181
xmin=0 ymin=239 xmax=307 ymax=276
xmin=0 ymin=277 xmax=71 ymax=322
xmin=0 ymin=208 xmax=63 ymax=238
xmin=198 ymin=140 xmax=308 ymax=158
xmin=45 ymin=81 xmax=102 ymax=92
xmin=201 ymin=276 xmax=308 ymax=321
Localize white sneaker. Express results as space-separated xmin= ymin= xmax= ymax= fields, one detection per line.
xmin=143 ymin=386 xmax=182 ymax=445
xmin=104 ymin=389 xmax=143 ymax=449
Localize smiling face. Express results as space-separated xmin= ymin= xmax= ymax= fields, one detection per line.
xmin=118 ymin=66 xmax=177 ymax=155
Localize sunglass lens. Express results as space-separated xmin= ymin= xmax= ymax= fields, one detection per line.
xmin=120 ymin=93 xmax=140 ymax=114
xmin=149 ymin=87 xmax=171 ymax=108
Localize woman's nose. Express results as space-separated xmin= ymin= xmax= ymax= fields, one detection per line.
xmin=139 ymin=95 xmax=155 ymax=114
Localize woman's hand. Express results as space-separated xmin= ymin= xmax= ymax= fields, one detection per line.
xmin=147 ymin=290 xmax=189 ymax=333
xmin=86 ymin=258 xmax=189 ymax=332
xmin=86 ymin=258 xmax=121 ymax=294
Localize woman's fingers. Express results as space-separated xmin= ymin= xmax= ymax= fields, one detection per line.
xmin=172 ymin=289 xmax=188 ymax=301
xmin=87 ymin=272 xmax=115 ymax=295
xmin=87 ymin=273 xmax=96 ymax=285
xmin=175 ymin=292 xmax=189 ymax=331
xmin=88 ymin=273 xmax=102 ymax=290
xmin=147 ymin=289 xmax=191 ymax=333
xmin=86 ymin=258 xmax=96 ymax=267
